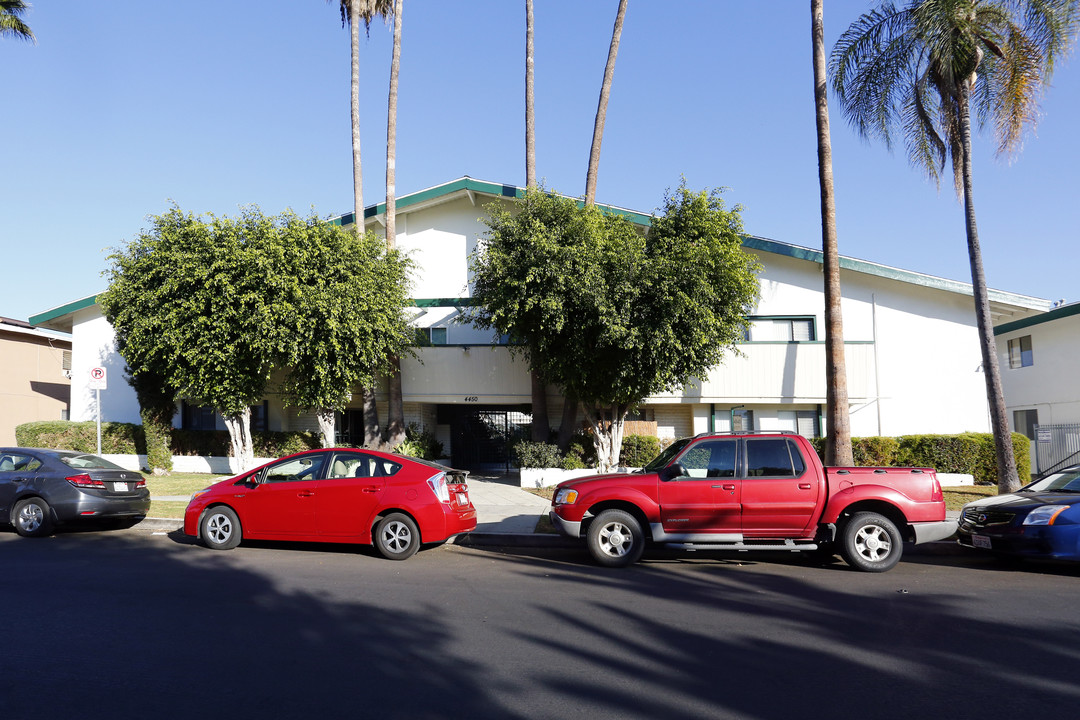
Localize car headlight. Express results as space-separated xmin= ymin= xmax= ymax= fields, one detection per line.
xmin=554 ymin=488 xmax=578 ymax=505
xmin=1023 ymin=505 xmax=1068 ymax=526
xmin=189 ymin=488 xmax=211 ymax=502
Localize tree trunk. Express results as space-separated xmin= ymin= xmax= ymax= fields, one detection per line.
xmin=583 ymin=402 xmax=628 ymax=473
xmin=382 ymin=0 xmax=406 ymax=449
xmin=349 ymin=0 xmax=363 ymax=220
xmin=957 ymin=79 xmax=1020 ymax=494
xmin=363 ymin=388 xmax=382 ymax=448
xmin=811 ymin=0 xmax=853 ymax=466
xmin=557 ymin=393 xmax=579 ymax=452
xmin=315 ymin=406 xmax=336 ymax=448
xmin=222 ymin=407 xmax=254 ymax=473
xmin=584 ymin=0 xmax=627 ymax=205
xmin=525 ymin=0 xmax=536 ymax=189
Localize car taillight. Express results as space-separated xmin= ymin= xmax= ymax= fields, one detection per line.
xmin=135 ymin=478 xmax=147 ymax=488
xmin=427 ymin=472 xmax=451 ymax=504
xmin=67 ymin=474 xmax=107 ymax=489
xmin=930 ymin=476 xmax=943 ymax=503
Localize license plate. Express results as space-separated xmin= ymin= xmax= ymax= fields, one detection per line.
xmin=113 ymin=482 xmax=129 ymax=492
xmin=973 ymin=534 xmax=992 ymax=549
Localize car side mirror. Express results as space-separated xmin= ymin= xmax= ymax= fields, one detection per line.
xmin=660 ymin=462 xmax=687 ymax=482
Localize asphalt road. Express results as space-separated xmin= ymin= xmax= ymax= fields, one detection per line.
xmin=2 ymin=527 xmax=1078 ymax=720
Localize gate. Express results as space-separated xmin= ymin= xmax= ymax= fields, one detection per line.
xmin=1034 ymin=423 xmax=1080 ymax=475
xmin=447 ymin=406 xmax=532 ymax=473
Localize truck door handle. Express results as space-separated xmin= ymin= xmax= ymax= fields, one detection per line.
xmin=712 ymin=484 xmax=736 ymax=493
xmin=799 ymin=483 xmax=812 ymax=490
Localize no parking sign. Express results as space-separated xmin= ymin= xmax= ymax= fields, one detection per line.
xmin=89 ymin=366 xmax=107 ymax=390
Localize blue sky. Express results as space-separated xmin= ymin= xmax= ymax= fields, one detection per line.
xmin=3 ymin=0 xmax=1077 ymax=324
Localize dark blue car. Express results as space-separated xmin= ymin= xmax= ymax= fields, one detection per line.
xmin=957 ymin=466 xmax=1080 ymax=561
xmin=0 ymin=448 xmax=150 ymax=537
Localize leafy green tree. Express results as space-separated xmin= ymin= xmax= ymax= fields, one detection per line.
xmin=1 ymin=0 xmax=35 ymax=43
xmin=126 ymin=369 xmax=176 ymax=475
xmin=101 ymin=207 xmax=292 ymax=472
xmin=811 ymin=0 xmax=854 ymax=466
xmin=276 ymin=211 xmax=413 ymax=448
xmin=831 ymin=0 xmax=1080 ymax=493
xmin=471 ymin=185 xmax=760 ymax=471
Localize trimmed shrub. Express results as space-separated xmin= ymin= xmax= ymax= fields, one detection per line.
xmin=512 ymin=441 xmax=562 ymax=469
xmin=620 ymin=434 xmax=662 ymax=467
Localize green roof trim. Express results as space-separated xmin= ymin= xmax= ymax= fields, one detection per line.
xmin=995 ymin=302 xmax=1080 ymax=335
xmin=331 ymin=176 xmax=654 ymax=227
xmin=28 ymin=295 xmax=99 ymax=328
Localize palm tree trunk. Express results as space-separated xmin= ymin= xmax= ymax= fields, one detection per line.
xmin=957 ymin=79 xmax=1020 ymax=493
xmin=584 ymin=0 xmax=627 ymax=205
xmin=811 ymin=0 xmax=853 ymax=466
xmin=524 ymin=0 xmax=549 ymax=442
xmin=383 ymin=0 xmax=406 ymax=449
xmin=525 ymin=0 xmax=536 ymax=189
xmin=349 ymin=0 xmax=363 ymax=220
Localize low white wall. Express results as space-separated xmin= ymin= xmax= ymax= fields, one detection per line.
xmin=103 ymin=454 xmax=273 ymax=475
xmin=520 ymin=468 xmax=598 ymax=488
xmin=938 ymin=473 xmax=975 ymax=486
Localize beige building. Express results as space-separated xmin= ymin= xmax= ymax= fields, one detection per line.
xmin=0 ymin=317 xmax=72 ymax=445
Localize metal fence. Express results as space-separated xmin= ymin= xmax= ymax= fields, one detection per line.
xmin=1034 ymin=423 xmax=1080 ymax=476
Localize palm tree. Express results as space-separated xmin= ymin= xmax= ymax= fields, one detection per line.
xmin=331 ymin=0 xmax=393 ymax=448
xmin=583 ymin=0 xmax=628 ymax=206
xmin=812 ymin=0 xmax=854 ymax=467
xmin=383 ymin=0 xmax=407 ymax=450
xmin=831 ymin=0 xmax=1080 ymax=493
xmin=1 ymin=0 xmax=35 ymax=43
xmin=525 ymin=0 xmax=551 ymax=444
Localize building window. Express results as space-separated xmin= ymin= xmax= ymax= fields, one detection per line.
xmin=1008 ymin=335 xmax=1033 ymax=368
xmin=182 ymin=402 xmax=217 ymax=431
xmin=744 ymin=317 xmax=815 ymax=342
xmin=732 ymin=408 xmax=754 ymax=432
xmin=1013 ymin=409 xmax=1039 ymax=441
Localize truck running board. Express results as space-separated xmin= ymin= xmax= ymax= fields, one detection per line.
xmin=666 ymin=539 xmax=819 ymax=553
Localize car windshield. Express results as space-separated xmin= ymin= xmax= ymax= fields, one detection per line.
xmin=57 ymin=453 xmax=126 ymax=471
xmin=641 ymin=438 xmax=693 ymax=473
xmin=1022 ymin=469 xmax=1080 ymax=493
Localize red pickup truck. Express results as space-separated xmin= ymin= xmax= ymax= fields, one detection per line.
xmin=549 ymin=431 xmax=955 ymax=572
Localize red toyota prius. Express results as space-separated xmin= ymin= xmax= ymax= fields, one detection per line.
xmin=184 ymin=448 xmax=476 ymax=560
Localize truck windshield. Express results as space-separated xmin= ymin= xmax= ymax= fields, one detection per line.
xmin=641 ymin=438 xmax=693 ymax=473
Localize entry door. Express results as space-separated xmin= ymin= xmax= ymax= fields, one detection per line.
xmin=657 ymin=439 xmax=741 ymax=533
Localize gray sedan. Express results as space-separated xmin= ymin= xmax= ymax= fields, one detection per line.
xmin=0 ymin=448 xmax=150 ymax=537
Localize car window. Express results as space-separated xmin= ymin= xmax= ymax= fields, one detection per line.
xmin=262 ymin=454 xmax=328 ymax=483
xmin=57 ymin=453 xmax=125 ymax=471
xmin=0 ymin=452 xmax=41 ymax=472
xmin=328 ymin=451 xmax=402 ymax=479
xmin=678 ymin=440 xmax=737 ymax=479
xmin=1026 ymin=469 xmax=1080 ymax=493
xmin=745 ymin=438 xmax=806 ymax=478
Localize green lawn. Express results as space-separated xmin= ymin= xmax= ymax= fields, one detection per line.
xmin=145 ymin=472 xmax=231 ymax=520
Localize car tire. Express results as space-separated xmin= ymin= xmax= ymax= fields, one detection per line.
xmin=839 ymin=512 xmax=902 ymax=573
xmin=13 ymin=497 xmax=54 ymax=538
xmin=201 ymin=506 xmax=242 ymax=550
xmin=586 ymin=509 xmax=645 ymax=568
xmin=374 ymin=513 xmax=420 ymax=561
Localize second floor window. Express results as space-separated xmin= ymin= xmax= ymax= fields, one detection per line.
xmin=744 ymin=318 xmax=815 ymax=342
xmin=1008 ymin=335 xmax=1033 ymax=368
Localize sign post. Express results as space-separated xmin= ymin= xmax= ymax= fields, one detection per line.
xmin=89 ymin=367 xmax=108 ymax=455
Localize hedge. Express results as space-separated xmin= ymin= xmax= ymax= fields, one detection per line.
xmin=809 ymin=432 xmax=1031 ymax=485
xmin=15 ymin=421 xmax=320 ymax=460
